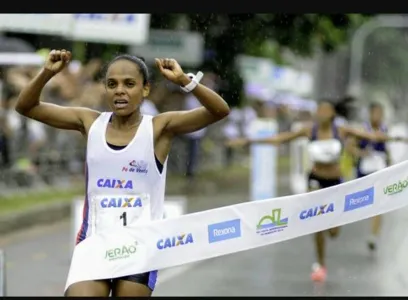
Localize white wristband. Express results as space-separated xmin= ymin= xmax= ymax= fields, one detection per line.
xmin=180 ymin=71 xmax=204 ymax=93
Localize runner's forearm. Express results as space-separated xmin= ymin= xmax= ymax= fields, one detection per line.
xmin=15 ymin=68 xmax=55 ymax=115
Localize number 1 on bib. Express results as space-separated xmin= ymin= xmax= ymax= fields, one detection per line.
xmin=120 ymin=211 xmax=127 ymax=226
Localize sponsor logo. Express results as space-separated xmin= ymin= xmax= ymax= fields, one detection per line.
xmin=105 ymin=241 xmax=138 ymax=261
xmin=383 ymin=177 xmax=408 ymax=196
xmin=300 ymin=203 xmax=335 ymax=220
xmin=74 ymin=14 xmax=137 ymax=23
xmin=256 ymin=208 xmax=288 ymax=236
xmin=344 ymin=187 xmax=374 ymax=212
xmin=157 ymin=233 xmax=194 ymax=250
xmin=100 ymin=197 xmax=142 ymax=208
xmin=208 ymin=219 xmax=241 ymax=243
xmin=122 ymin=160 xmax=148 ymax=174
xmin=97 ymin=179 xmax=133 ymax=189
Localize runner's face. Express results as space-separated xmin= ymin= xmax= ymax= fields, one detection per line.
xmin=316 ymin=103 xmax=335 ymax=124
xmin=105 ymin=60 xmax=149 ymax=116
xmin=370 ymin=107 xmax=383 ymax=125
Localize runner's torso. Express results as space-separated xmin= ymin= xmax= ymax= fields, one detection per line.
xmin=77 ymin=112 xmax=168 ymax=243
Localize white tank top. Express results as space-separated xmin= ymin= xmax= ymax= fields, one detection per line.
xmin=78 ymin=112 xmax=167 ymax=241
xmin=308 ymin=139 xmax=342 ymax=164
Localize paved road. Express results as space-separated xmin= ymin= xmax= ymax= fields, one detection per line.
xmin=0 ymin=192 xmax=253 ymax=296
xmin=2 ymin=176 xmax=408 ymax=296
xmin=155 ymin=206 xmax=408 ymax=296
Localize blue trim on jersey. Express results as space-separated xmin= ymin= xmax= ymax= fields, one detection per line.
xmin=310 ymin=122 xmax=340 ymax=141
xmin=148 ymin=270 xmax=158 ymax=290
xmin=77 ymin=162 xmax=89 ymax=244
xmin=356 ymin=122 xmax=387 ymax=178
xmin=358 ymin=122 xmax=387 ymax=152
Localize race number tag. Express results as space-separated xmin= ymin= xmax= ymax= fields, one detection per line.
xmin=91 ymin=194 xmax=151 ymax=235
xmin=360 ymin=151 xmax=387 ymax=174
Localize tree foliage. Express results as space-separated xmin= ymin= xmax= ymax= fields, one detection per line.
xmin=150 ymin=14 xmax=374 ymax=107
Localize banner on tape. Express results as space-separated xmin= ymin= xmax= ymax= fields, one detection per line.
xmin=65 ymin=160 xmax=408 ymax=291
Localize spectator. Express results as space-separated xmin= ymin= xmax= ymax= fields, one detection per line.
xmin=0 ymin=107 xmax=11 ymax=168
xmin=183 ymin=94 xmax=207 ymax=180
xmin=222 ymin=107 xmax=241 ymax=167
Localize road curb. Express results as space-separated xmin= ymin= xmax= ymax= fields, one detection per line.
xmin=0 ymin=201 xmax=71 ymax=235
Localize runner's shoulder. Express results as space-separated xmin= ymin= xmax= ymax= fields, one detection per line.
xmin=151 ymin=112 xmax=175 ymax=135
xmin=75 ymin=107 xmax=101 ymax=134
xmin=297 ymin=121 xmax=313 ymax=136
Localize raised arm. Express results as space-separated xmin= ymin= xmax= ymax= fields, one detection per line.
xmin=226 ymin=127 xmax=309 ymax=148
xmin=344 ymin=136 xmax=366 ymax=158
xmin=250 ymin=127 xmax=308 ymax=145
xmin=154 ymin=59 xmax=230 ymax=136
xmin=15 ymin=49 xmax=99 ymax=133
xmin=341 ymin=125 xmax=398 ymax=143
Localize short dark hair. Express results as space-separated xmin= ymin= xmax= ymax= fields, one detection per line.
xmin=103 ymin=54 xmax=150 ymax=86
xmin=319 ymin=96 xmax=356 ymax=120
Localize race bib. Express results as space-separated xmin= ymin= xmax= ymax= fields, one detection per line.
xmin=360 ymin=152 xmax=387 ymax=174
xmin=90 ymin=194 xmax=151 ymax=235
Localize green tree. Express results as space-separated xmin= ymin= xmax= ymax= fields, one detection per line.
xmin=150 ymin=14 xmax=374 ymax=107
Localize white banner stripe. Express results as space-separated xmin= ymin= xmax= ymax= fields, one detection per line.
xmin=65 ymin=160 xmax=408 ymax=291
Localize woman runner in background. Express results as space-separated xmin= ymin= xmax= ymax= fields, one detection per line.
xmin=15 ymin=49 xmax=230 ymax=296
xmin=226 ymin=100 xmax=398 ymax=282
xmin=346 ymin=102 xmax=389 ymax=252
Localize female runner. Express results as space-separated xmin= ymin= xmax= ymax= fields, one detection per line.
xmin=15 ymin=49 xmax=230 ymax=296
xmin=226 ymin=100 xmax=398 ymax=282
xmin=346 ymin=102 xmax=389 ymax=252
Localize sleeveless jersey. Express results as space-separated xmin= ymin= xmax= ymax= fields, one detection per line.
xmin=358 ymin=122 xmax=387 ymax=152
xmin=76 ymin=112 xmax=167 ymax=243
xmin=310 ymin=122 xmax=341 ymax=142
xmin=357 ymin=122 xmax=387 ymax=177
xmin=307 ymin=122 xmax=343 ymax=164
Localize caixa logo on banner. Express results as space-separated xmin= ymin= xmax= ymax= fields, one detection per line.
xmin=157 ymin=233 xmax=194 ymax=250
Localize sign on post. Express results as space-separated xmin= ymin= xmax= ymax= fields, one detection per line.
xmin=129 ymin=30 xmax=204 ymax=67
xmin=388 ymin=123 xmax=408 ymax=165
xmin=0 ymin=249 xmax=6 ymax=296
xmin=163 ymin=196 xmax=187 ymax=219
xmin=0 ymin=14 xmax=72 ymax=36
xmin=0 ymin=14 xmax=151 ymax=46
xmin=71 ymin=14 xmax=150 ymax=45
xmin=289 ymin=122 xmax=310 ymax=194
xmin=249 ymin=119 xmax=278 ymax=201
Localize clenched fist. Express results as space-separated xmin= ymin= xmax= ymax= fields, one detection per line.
xmin=155 ymin=58 xmax=187 ymax=86
xmin=44 ymin=49 xmax=72 ymax=74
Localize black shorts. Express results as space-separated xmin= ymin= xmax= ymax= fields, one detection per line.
xmin=307 ymin=172 xmax=342 ymax=190
xmin=112 ymin=271 xmax=158 ymax=291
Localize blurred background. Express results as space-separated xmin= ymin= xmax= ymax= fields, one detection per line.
xmin=1 ymin=13 xmax=408 ymax=296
